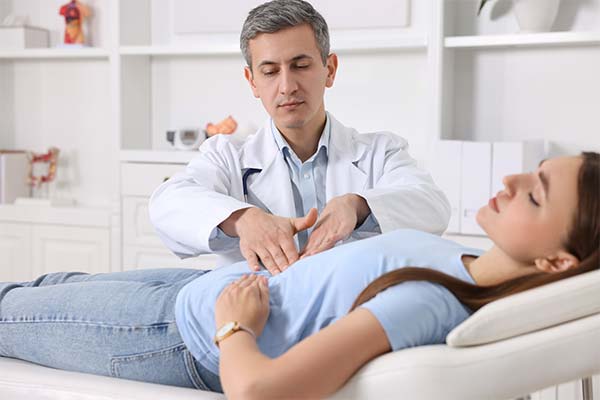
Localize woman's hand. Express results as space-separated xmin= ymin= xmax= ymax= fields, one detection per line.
xmin=215 ymin=274 xmax=270 ymax=338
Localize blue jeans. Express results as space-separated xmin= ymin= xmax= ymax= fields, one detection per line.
xmin=0 ymin=268 xmax=223 ymax=393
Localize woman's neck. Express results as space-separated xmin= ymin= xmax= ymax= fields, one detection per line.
xmin=464 ymin=246 xmax=539 ymax=286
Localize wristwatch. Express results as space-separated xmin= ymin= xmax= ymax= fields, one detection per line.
xmin=214 ymin=321 xmax=256 ymax=347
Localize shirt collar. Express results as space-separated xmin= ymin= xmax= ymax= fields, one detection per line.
xmin=270 ymin=114 xmax=331 ymax=161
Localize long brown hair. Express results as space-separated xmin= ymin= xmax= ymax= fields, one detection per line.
xmin=351 ymin=152 xmax=600 ymax=312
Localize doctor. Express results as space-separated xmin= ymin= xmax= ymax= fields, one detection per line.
xmin=149 ymin=0 xmax=450 ymax=274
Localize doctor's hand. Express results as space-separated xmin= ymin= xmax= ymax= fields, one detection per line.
xmin=222 ymin=207 xmax=318 ymax=275
xmin=300 ymin=194 xmax=370 ymax=259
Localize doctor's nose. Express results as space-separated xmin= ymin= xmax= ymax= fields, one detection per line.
xmin=279 ymin=69 xmax=299 ymax=96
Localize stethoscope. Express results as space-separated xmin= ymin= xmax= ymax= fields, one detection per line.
xmin=242 ymin=168 xmax=262 ymax=203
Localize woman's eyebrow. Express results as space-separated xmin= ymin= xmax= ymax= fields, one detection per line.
xmin=539 ymin=171 xmax=549 ymax=199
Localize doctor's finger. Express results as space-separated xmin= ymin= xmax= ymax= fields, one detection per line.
xmin=279 ymin=237 xmax=299 ymax=266
xmin=242 ymin=249 xmax=261 ymax=272
xmin=255 ymin=248 xmax=281 ymax=276
xmin=264 ymin=241 xmax=291 ymax=271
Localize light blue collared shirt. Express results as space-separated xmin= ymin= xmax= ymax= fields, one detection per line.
xmin=270 ymin=116 xmax=331 ymax=251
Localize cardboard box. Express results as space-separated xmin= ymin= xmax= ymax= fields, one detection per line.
xmin=431 ymin=140 xmax=463 ymax=233
xmin=0 ymin=26 xmax=49 ymax=49
xmin=460 ymin=142 xmax=491 ymax=235
xmin=0 ymin=151 xmax=30 ymax=204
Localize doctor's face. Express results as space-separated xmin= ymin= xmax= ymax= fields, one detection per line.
xmin=244 ymin=24 xmax=338 ymax=132
xmin=477 ymin=156 xmax=582 ymax=264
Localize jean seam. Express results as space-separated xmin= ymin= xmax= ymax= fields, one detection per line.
xmin=0 ymin=320 xmax=176 ymax=330
xmin=183 ymin=349 xmax=210 ymax=391
xmin=110 ymin=343 xmax=187 ymax=378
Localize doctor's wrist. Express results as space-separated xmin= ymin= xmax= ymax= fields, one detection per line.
xmin=219 ymin=207 xmax=255 ymax=237
xmin=346 ymin=194 xmax=371 ymax=226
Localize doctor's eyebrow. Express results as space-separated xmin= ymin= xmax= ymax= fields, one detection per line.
xmin=257 ymin=54 xmax=313 ymax=68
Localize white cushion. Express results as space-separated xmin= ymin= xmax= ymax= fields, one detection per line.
xmin=447 ymin=269 xmax=600 ymax=346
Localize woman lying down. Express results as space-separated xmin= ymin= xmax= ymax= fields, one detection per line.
xmin=0 ymin=152 xmax=598 ymax=399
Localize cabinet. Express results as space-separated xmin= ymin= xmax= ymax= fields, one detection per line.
xmin=120 ymin=154 xmax=218 ymax=270
xmin=0 ymin=205 xmax=110 ymax=280
xmin=0 ymin=222 xmax=31 ymax=281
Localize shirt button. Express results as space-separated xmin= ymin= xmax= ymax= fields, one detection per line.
xmin=303 ymin=173 xmax=310 ymax=180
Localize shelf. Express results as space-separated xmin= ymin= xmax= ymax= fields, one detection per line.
xmin=120 ymin=150 xmax=198 ymax=164
xmin=0 ymin=204 xmax=111 ymax=227
xmin=120 ymin=45 xmax=240 ymax=57
xmin=445 ymin=31 xmax=600 ymax=49
xmin=119 ymin=36 xmax=427 ymax=57
xmin=333 ymin=35 xmax=427 ymax=53
xmin=0 ymin=47 xmax=110 ymax=60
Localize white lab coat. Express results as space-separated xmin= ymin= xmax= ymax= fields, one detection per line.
xmin=149 ymin=113 xmax=450 ymax=266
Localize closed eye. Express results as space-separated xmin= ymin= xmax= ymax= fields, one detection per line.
xmin=529 ymin=193 xmax=540 ymax=207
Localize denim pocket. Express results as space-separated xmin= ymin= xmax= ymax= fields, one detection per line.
xmin=110 ymin=342 xmax=210 ymax=390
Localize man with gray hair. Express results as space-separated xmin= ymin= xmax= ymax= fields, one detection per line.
xmin=150 ymin=0 xmax=450 ymax=274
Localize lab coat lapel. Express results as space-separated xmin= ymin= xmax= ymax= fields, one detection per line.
xmin=239 ymin=119 xmax=296 ymax=218
xmin=326 ymin=115 xmax=368 ymax=200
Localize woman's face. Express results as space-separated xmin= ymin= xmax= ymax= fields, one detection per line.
xmin=477 ymin=156 xmax=582 ymax=263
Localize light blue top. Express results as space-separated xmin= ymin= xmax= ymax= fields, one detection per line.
xmin=175 ymin=229 xmax=483 ymax=375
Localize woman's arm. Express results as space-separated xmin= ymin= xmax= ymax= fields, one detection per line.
xmin=219 ymin=307 xmax=390 ymax=400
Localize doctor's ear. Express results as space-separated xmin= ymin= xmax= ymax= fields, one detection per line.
xmin=244 ymin=66 xmax=260 ymax=98
xmin=534 ymin=251 xmax=580 ymax=274
xmin=325 ymin=53 xmax=338 ymax=88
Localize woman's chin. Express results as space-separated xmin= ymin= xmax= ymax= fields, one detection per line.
xmin=475 ymin=207 xmax=491 ymax=235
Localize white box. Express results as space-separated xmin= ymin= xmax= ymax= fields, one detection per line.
xmin=0 ymin=26 xmax=49 ymax=49
xmin=491 ymin=140 xmax=546 ymax=196
xmin=0 ymin=151 xmax=30 ymax=204
xmin=460 ymin=142 xmax=491 ymax=235
xmin=431 ymin=140 xmax=463 ymax=233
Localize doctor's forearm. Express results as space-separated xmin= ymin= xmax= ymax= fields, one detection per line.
xmin=218 ymin=207 xmax=254 ymax=237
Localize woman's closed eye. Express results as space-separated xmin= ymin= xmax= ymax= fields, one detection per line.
xmin=529 ymin=193 xmax=540 ymax=207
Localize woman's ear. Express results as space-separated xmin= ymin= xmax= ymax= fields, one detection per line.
xmin=534 ymin=251 xmax=580 ymax=273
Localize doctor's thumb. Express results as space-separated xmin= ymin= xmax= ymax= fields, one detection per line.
xmin=291 ymin=208 xmax=318 ymax=233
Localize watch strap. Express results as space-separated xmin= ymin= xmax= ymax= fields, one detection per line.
xmin=214 ymin=321 xmax=256 ymax=347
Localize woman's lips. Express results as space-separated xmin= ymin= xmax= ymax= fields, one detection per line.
xmin=488 ymin=197 xmax=499 ymax=213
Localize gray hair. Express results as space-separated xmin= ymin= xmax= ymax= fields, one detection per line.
xmin=240 ymin=0 xmax=330 ymax=69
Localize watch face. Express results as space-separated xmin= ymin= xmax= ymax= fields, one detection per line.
xmin=217 ymin=321 xmax=236 ymax=337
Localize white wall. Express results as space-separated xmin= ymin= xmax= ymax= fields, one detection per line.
xmin=10 ymin=60 xmax=112 ymax=206
xmin=451 ymin=46 xmax=600 ymax=156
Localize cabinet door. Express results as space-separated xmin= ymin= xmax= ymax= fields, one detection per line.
xmin=32 ymin=225 xmax=110 ymax=276
xmin=122 ymin=196 xmax=163 ymax=247
xmin=0 ymin=222 xmax=32 ymax=281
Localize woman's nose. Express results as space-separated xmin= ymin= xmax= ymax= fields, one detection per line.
xmin=502 ymin=174 xmax=518 ymax=197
